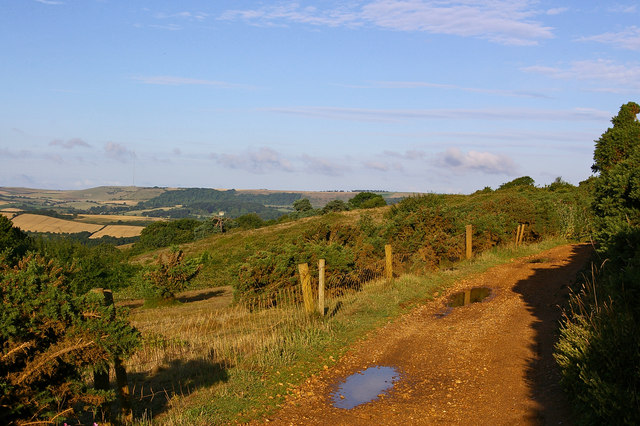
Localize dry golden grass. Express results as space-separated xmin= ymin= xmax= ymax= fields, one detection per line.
xmin=77 ymin=214 xmax=163 ymax=224
xmin=90 ymin=224 xmax=145 ymax=239
xmin=11 ymin=214 xmax=104 ymax=234
xmin=1 ymin=212 xmax=16 ymax=219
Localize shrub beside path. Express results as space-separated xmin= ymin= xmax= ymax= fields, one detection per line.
xmin=262 ymin=243 xmax=593 ymax=425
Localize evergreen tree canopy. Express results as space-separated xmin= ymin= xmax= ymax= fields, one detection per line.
xmin=592 ymin=101 xmax=640 ymax=173
xmin=592 ymin=102 xmax=640 ymax=252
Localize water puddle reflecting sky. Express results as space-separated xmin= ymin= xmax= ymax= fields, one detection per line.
xmin=331 ymin=366 xmax=400 ymax=409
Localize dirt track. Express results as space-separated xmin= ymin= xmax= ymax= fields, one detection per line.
xmin=263 ymin=243 xmax=593 ymax=425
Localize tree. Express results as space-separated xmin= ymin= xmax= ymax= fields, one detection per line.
xmin=591 ymin=102 xmax=640 ymax=251
xmin=293 ymin=198 xmax=313 ymax=212
xmin=234 ymin=213 xmax=265 ymax=229
xmin=498 ymin=176 xmax=535 ymax=190
xmin=0 ymin=215 xmax=32 ymax=265
xmin=592 ymin=102 xmax=640 ymax=174
xmin=348 ymin=192 xmax=386 ymax=209
xmin=322 ymin=199 xmax=349 ymax=214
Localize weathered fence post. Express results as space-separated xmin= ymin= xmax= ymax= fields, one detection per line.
xmin=90 ymin=288 xmax=132 ymax=423
xmin=318 ymin=259 xmax=325 ymax=316
xmin=465 ymin=224 xmax=473 ymax=259
xmin=298 ymin=263 xmax=314 ymax=314
xmin=384 ymin=244 xmax=393 ymax=281
xmin=516 ymin=224 xmax=526 ymax=248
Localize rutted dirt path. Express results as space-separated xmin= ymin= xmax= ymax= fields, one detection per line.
xmin=263 ymin=243 xmax=593 ymax=425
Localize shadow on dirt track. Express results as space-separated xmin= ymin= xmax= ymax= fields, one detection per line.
xmin=512 ymin=243 xmax=593 ymax=425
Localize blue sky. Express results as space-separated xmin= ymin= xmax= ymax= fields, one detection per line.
xmin=1 ymin=1 xmax=639 ymax=193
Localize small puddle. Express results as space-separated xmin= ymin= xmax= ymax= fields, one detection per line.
xmin=447 ymin=287 xmax=491 ymax=307
xmin=331 ymin=366 xmax=400 ymax=409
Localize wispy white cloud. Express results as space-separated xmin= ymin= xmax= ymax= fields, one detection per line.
xmin=131 ymin=75 xmax=252 ymax=89
xmin=546 ymin=7 xmax=568 ymax=15
xmin=300 ymin=154 xmax=351 ymax=176
xmin=220 ymin=1 xmax=554 ymax=46
xmin=578 ymin=26 xmax=640 ymax=51
xmin=104 ymin=142 xmax=135 ymax=162
xmin=362 ymin=160 xmax=404 ymax=172
xmin=338 ymin=80 xmax=552 ymax=98
xmin=35 ymin=0 xmax=64 ymax=5
xmin=49 ymin=138 xmax=91 ymax=149
xmin=212 ymin=147 xmax=295 ymax=174
xmin=522 ymin=59 xmax=640 ymax=91
xmin=154 ymin=11 xmax=209 ymax=22
xmin=148 ymin=23 xmax=182 ymax=31
xmin=435 ymin=148 xmax=517 ymax=175
xmin=220 ymin=3 xmax=362 ymax=28
xmin=263 ymin=106 xmax=610 ymax=122
xmin=0 ymin=148 xmax=33 ymax=159
xmin=607 ymin=4 xmax=637 ymax=13
xmin=383 ymin=150 xmax=427 ymax=160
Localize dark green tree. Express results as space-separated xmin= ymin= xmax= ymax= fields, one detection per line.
xmin=234 ymin=213 xmax=265 ymax=229
xmin=293 ymin=198 xmax=313 ymax=212
xmin=498 ymin=176 xmax=535 ymax=190
xmin=0 ymin=216 xmax=32 ymax=265
xmin=592 ymin=101 xmax=640 ymax=252
xmin=555 ymin=101 xmax=640 ymax=425
xmin=322 ymin=199 xmax=349 ymax=214
xmin=348 ymin=192 xmax=386 ymax=209
xmin=592 ymin=102 xmax=640 ymax=174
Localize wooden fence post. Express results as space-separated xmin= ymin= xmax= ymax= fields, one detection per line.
xmin=516 ymin=224 xmax=525 ymax=248
xmin=318 ymin=259 xmax=325 ymax=316
xmin=465 ymin=224 xmax=473 ymax=259
xmin=298 ymin=263 xmax=314 ymax=314
xmin=385 ymin=244 xmax=393 ymax=281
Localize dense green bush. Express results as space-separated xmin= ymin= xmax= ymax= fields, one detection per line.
xmin=348 ymin=192 xmax=386 ymax=209
xmin=555 ymin=102 xmax=640 ymax=424
xmin=143 ymin=248 xmax=203 ymax=299
xmin=233 ymin=185 xmax=591 ymax=297
xmin=134 ymin=218 xmax=201 ymax=252
xmin=0 ymin=216 xmax=33 ymax=265
xmin=0 ymin=254 xmax=140 ymax=424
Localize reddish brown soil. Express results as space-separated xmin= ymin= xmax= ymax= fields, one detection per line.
xmin=263 ymin=243 xmax=593 ymax=425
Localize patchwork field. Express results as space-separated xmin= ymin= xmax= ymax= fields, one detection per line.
xmin=89 ymin=224 xmax=144 ymax=239
xmin=10 ymin=213 xmax=144 ymax=238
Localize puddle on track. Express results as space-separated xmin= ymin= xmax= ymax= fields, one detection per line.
xmin=447 ymin=287 xmax=492 ymax=308
xmin=331 ymin=366 xmax=400 ymax=409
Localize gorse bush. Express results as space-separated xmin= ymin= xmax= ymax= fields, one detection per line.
xmin=0 ymin=254 xmax=140 ymax=425
xmin=555 ymin=102 xmax=640 ymax=424
xmin=234 ymin=185 xmax=592 ymax=297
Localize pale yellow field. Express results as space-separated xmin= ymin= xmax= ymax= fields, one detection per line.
xmin=1 ymin=212 xmax=15 ymax=219
xmin=76 ymin=214 xmax=162 ymax=224
xmin=11 ymin=214 xmax=105 ymax=234
xmin=90 ymin=224 xmax=144 ymax=239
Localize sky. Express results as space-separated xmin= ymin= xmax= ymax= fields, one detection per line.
xmin=1 ymin=1 xmax=639 ymax=194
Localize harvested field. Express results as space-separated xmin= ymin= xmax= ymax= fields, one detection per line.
xmin=1 ymin=212 xmax=15 ymax=219
xmin=90 ymin=224 xmax=144 ymax=239
xmin=76 ymin=214 xmax=163 ymax=224
xmin=11 ymin=214 xmax=104 ymax=234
